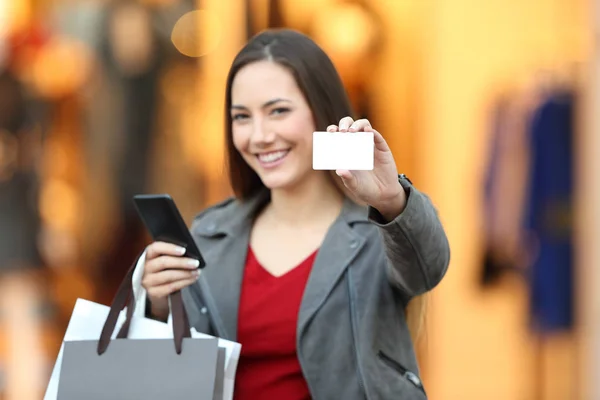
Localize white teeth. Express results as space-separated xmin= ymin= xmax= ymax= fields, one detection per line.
xmin=258 ymin=150 xmax=288 ymax=163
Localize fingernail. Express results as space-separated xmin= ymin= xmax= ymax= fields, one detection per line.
xmin=192 ymin=269 xmax=201 ymax=277
xmin=176 ymin=246 xmax=186 ymax=255
xmin=187 ymin=259 xmax=200 ymax=268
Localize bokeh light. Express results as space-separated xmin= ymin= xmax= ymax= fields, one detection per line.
xmin=311 ymin=2 xmax=378 ymax=61
xmin=39 ymin=179 xmax=80 ymax=232
xmin=30 ymin=36 xmax=92 ymax=99
xmin=171 ymin=9 xmax=222 ymax=58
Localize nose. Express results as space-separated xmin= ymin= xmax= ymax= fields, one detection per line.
xmin=250 ymin=117 xmax=275 ymax=147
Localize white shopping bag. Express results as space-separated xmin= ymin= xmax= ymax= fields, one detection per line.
xmin=44 ymin=298 xmax=241 ymax=400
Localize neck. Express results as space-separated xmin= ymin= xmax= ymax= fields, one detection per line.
xmin=266 ymin=173 xmax=345 ymax=226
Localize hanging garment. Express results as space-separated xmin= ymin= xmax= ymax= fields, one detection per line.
xmin=480 ymin=91 xmax=534 ymax=287
xmin=523 ymin=89 xmax=575 ymax=334
xmin=480 ymin=96 xmax=515 ymax=286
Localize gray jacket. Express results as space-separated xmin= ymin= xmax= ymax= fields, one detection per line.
xmin=182 ymin=177 xmax=450 ymax=399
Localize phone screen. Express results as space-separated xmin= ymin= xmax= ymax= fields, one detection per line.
xmin=133 ymin=194 xmax=206 ymax=268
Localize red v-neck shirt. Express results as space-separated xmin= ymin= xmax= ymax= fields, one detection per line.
xmin=233 ymin=246 xmax=317 ymax=400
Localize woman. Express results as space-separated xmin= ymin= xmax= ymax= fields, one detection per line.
xmin=134 ymin=29 xmax=450 ymax=399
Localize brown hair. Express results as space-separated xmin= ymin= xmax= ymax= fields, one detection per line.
xmin=223 ymin=28 xmax=426 ymax=342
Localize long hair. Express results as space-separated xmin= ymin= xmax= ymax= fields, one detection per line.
xmin=223 ymin=28 xmax=426 ymax=342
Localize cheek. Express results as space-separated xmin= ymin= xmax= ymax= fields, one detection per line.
xmin=284 ymin=113 xmax=316 ymax=147
xmin=295 ymin=122 xmax=316 ymax=152
xmin=292 ymin=131 xmax=313 ymax=154
xmin=232 ymin=126 xmax=249 ymax=152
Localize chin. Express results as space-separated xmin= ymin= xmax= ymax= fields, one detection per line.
xmin=255 ymin=167 xmax=305 ymax=190
xmin=259 ymin=169 xmax=321 ymax=193
xmin=259 ymin=175 xmax=297 ymax=191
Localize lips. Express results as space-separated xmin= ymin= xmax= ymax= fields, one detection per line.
xmin=256 ymin=149 xmax=290 ymax=168
xmin=257 ymin=150 xmax=289 ymax=163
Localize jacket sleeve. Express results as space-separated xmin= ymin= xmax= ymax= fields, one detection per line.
xmin=368 ymin=178 xmax=450 ymax=297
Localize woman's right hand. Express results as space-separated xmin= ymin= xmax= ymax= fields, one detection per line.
xmin=142 ymin=241 xmax=201 ymax=320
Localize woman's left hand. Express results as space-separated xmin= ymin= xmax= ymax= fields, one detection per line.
xmin=328 ymin=117 xmax=407 ymax=221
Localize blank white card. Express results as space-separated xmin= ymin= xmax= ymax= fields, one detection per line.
xmin=312 ymin=131 xmax=374 ymax=171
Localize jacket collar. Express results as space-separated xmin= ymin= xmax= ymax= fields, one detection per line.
xmin=195 ymin=189 xmax=369 ymax=238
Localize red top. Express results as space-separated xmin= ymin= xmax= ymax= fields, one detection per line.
xmin=234 ymin=247 xmax=317 ymax=400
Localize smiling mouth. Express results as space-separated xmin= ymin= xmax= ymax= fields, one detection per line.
xmin=256 ymin=150 xmax=290 ymax=166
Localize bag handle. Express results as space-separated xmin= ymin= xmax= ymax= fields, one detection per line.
xmin=117 ymin=286 xmax=191 ymax=351
xmin=97 ymin=250 xmax=192 ymax=355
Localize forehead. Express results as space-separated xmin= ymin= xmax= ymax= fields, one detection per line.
xmin=231 ymin=61 xmax=303 ymax=104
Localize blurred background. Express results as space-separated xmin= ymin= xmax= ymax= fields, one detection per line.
xmin=0 ymin=0 xmax=598 ymax=399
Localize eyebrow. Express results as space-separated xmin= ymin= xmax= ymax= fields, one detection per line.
xmin=231 ymin=98 xmax=292 ymax=110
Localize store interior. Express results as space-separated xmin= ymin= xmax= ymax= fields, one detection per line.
xmin=0 ymin=0 xmax=597 ymax=398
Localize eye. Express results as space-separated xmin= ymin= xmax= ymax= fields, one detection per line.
xmin=232 ymin=113 xmax=249 ymax=121
xmin=271 ymin=107 xmax=290 ymax=116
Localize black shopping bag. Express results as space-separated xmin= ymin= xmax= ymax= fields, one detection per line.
xmin=56 ymin=252 xmax=221 ymax=400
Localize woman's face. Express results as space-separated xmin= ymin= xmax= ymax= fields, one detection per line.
xmin=230 ymin=60 xmax=319 ymax=192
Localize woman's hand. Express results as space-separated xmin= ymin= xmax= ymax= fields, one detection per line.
xmin=327 ymin=117 xmax=407 ymax=221
xmin=142 ymin=241 xmax=201 ymax=320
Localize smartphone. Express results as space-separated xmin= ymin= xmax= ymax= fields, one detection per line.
xmin=133 ymin=194 xmax=206 ymax=268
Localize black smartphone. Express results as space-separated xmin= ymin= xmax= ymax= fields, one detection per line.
xmin=133 ymin=194 xmax=206 ymax=268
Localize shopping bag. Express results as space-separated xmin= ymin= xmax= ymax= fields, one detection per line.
xmin=44 ymin=251 xmax=240 ymax=400
xmin=44 ymin=299 xmax=235 ymax=400
xmin=58 ymin=336 xmax=220 ymax=400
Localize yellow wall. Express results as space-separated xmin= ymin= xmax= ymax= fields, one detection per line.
xmin=577 ymin=3 xmax=600 ymax=397
xmin=369 ymin=0 xmax=589 ymax=399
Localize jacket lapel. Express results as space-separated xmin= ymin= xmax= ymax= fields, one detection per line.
xmin=193 ymin=192 xmax=269 ymax=341
xmin=297 ymin=197 xmax=368 ymax=338
xmin=196 ymin=230 xmax=249 ymax=341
